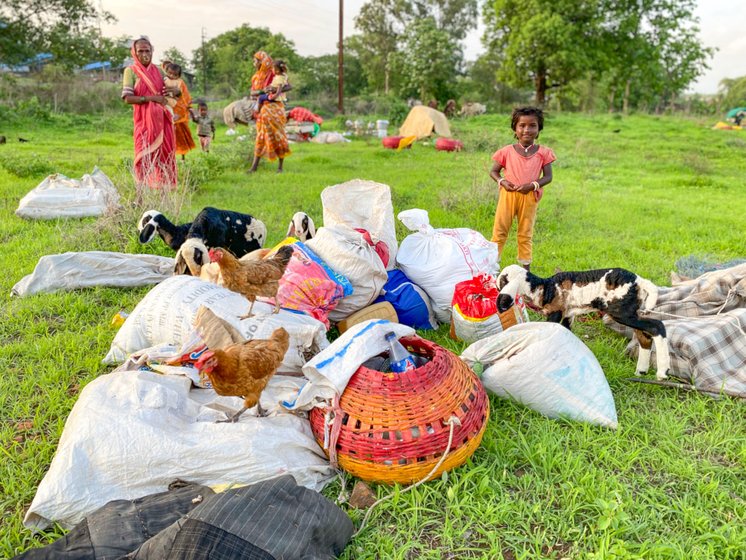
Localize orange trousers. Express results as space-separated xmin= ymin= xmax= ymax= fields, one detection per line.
xmin=491 ymin=189 xmax=538 ymax=266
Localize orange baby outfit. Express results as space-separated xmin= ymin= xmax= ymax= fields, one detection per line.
xmin=491 ymin=145 xmax=556 ymax=265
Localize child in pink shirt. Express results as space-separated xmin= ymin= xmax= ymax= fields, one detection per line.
xmin=489 ymin=106 xmax=556 ymax=271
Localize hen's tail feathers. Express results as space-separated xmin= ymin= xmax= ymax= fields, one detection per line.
xmin=274 ymin=245 xmax=294 ymax=266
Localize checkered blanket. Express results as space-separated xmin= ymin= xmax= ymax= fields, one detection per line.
xmin=605 ymin=264 xmax=746 ymax=396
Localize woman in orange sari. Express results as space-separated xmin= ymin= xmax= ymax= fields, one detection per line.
xmin=121 ymin=37 xmax=177 ymax=190
xmin=166 ymin=63 xmax=196 ymax=159
xmin=248 ymin=51 xmax=291 ymax=173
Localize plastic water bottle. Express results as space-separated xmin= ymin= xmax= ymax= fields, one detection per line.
xmin=385 ymin=332 xmax=416 ymax=373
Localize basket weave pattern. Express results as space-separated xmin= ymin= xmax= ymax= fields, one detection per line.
xmin=310 ymin=336 xmax=489 ymax=484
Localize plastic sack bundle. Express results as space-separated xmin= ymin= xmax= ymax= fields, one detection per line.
xmin=374 ymin=269 xmax=438 ymax=330
xmin=461 ymin=322 xmax=618 ymax=428
xmin=395 ymin=208 xmax=499 ymax=323
xmin=306 ymin=225 xmax=387 ymax=322
xmin=267 ymin=240 xmax=352 ymax=328
xmin=320 ymin=179 xmax=398 ymax=270
xmin=24 ymin=370 xmax=335 ymax=530
xmin=451 ymin=274 xmax=529 ymax=343
xmin=104 ymin=276 xmax=328 ymax=374
xmin=16 ymin=166 xmax=120 ymax=219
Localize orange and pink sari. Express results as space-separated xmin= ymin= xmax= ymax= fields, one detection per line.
xmin=251 ymin=51 xmax=290 ymax=161
xmin=129 ymin=44 xmax=176 ymax=189
xmin=173 ymin=79 xmax=196 ymax=156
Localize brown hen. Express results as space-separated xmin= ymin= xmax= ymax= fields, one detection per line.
xmin=193 ymin=327 xmax=290 ymax=422
xmin=208 ymin=244 xmax=293 ymax=318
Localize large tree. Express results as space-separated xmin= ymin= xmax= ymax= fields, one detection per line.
xmin=398 ymin=17 xmax=461 ymax=102
xmin=0 ymin=0 xmax=117 ymax=67
xmin=484 ymin=0 xmax=603 ymax=105
xmin=191 ymin=24 xmax=298 ymax=97
xmin=410 ymin=0 xmax=478 ymax=41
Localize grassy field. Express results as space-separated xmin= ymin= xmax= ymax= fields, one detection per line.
xmin=0 ymin=108 xmax=744 ymax=559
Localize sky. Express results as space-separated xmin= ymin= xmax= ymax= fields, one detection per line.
xmin=101 ymin=0 xmax=745 ymax=95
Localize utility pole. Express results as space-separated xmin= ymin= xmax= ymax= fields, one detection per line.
xmin=201 ymin=27 xmax=207 ymax=97
xmin=338 ymin=0 xmax=344 ymax=113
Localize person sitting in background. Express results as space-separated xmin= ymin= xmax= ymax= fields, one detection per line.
xmin=444 ymin=99 xmax=457 ymax=118
xmin=191 ymin=102 xmax=216 ymax=152
xmin=428 ymin=99 xmax=439 ymax=110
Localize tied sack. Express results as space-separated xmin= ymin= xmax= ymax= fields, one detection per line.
xmin=103 ymin=275 xmax=328 ymax=374
xmin=395 ymin=208 xmax=499 ymax=323
xmin=461 ymin=322 xmax=618 ymax=429
xmin=451 ymin=274 xmax=529 ymax=343
xmin=306 ymin=225 xmax=387 ymax=322
xmin=266 ymin=240 xmax=352 ymax=329
xmin=320 ymin=179 xmax=398 ymax=270
xmin=375 ymin=269 xmax=438 ymax=330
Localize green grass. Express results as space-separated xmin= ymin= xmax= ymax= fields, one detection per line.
xmin=1 ymin=109 xmax=745 ymax=559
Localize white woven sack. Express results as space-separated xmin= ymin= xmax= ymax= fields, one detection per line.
xmin=16 ymin=166 xmax=120 ymax=219
xmin=104 ymin=276 xmax=328 ymax=373
xmin=396 ymin=208 xmax=499 ymax=323
xmin=320 ymin=179 xmax=398 ymax=270
xmin=306 ymin=225 xmax=388 ymax=321
xmin=461 ymin=322 xmax=617 ymax=428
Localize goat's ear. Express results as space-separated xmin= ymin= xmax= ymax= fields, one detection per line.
xmin=174 ymin=253 xmax=187 ymax=275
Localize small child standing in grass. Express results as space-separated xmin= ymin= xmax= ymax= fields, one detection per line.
xmin=489 ymin=106 xmax=556 ymax=272
xmin=191 ymin=102 xmax=215 ymax=152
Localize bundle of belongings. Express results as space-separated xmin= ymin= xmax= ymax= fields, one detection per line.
xmin=16 ymin=167 xmax=120 ymax=219
xmin=286 ymin=106 xmax=323 ymax=142
xmin=16 ymin=476 xmax=353 ymax=559
xmin=605 ymin=263 xmax=746 ymax=397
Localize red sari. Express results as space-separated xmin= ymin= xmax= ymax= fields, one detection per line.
xmin=130 ymin=46 xmax=177 ymax=189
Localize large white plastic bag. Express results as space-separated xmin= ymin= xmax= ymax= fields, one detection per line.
xmin=24 ymin=370 xmax=334 ymax=530
xmin=285 ymin=319 xmax=415 ymax=411
xmin=11 ymin=251 xmax=174 ymax=297
xmin=461 ymin=322 xmax=618 ymax=428
xmin=306 ymin=225 xmax=388 ymax=321
xmin=104 ymin=276 xmax=328 ymax=374
xmin=320 ymin=179 xmax=398 ymax=270
xmin=396 ymin=208 xmax=499 ymax=323
xmin=16 ymin=166 xmax=120 ymax=219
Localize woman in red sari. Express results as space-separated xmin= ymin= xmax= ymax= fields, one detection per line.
xmin=121 ymin=38 xmax=177 ymax=190
xmin=248 ymin=51 xmax=291 ymax=173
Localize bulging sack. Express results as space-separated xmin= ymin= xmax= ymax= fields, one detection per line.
xmin=396 ymin=208 xmax=499 ymax=323
xmin=375 ymin=269 xmax=438 ymax=330
xmin=104 ymin=276 xmax=328 ymax=374
xmin=320 ymin=179 xmax=398 ymax=270
xmin=306 ymin=225 xmax=388 ymax=322
xmin=451 ymin=274 xmax=529 ymax=343
xmin=16 ymin=166 xmax=120 ymax=219
xmin=461 ymin=322 xmax=617 ymax=428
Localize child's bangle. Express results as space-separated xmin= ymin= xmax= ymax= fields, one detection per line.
xmin=531 ymin=181 xmax=540 ymax=191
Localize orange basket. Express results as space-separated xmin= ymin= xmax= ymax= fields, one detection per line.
xmin=309 ymin=336 xmax=489 ymax=484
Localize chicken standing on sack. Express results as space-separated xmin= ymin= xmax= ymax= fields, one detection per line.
xmin=208 ymin=245 xmax=294 ymax=318
xmin=193 ymin=327 xmax=290 ymax=422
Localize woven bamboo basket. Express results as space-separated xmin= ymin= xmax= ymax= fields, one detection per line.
xmin=309 ymin=336 xmax=489 ymax=484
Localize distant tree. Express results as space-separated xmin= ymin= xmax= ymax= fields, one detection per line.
xmin=410 ymin=0 xmax=478 ymax=41
xmin=484 ymin=0 xmax=603 ymax=105
xmin=598 ymin=0 xmax=714 ymax=113
xmin=0 ymin=0 xmax=116 ymax=68
xmin=719 ymin=76 xmax=746 ymax=110
xmin=295 ymin=52 xmax=366 ymax=97
xmin=398 ymin=17 xmax=461 ymax=102
xmin=191 ymin=24 xmax=299 ymax=97
xmin=351 ymin=0 xmax=410 ymax=94
xmin=161 ymin=47 xmax=189 ymax=70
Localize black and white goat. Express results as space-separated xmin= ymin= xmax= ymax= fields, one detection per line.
xmin=286 ymin=212 xmax=316 ymax=242
xmin=496 ymin=264 xmax=670 ymax=379
xmin=137 ymin=207 xmax=267 ymax=275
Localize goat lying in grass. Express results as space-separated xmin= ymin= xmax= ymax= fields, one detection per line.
xmin=496 ymin=264 xmax=670 ymax=379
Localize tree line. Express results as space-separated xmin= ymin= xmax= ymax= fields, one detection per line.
xmin=1 ymin=0 xmax=740 ymax=114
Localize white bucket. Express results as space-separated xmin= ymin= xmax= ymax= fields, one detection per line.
xmin=376 ymin=120 xmax=389 ymax=138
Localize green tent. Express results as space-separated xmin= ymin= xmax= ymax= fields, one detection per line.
xmin=726 ymin=107 xmax=746 ymax=118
